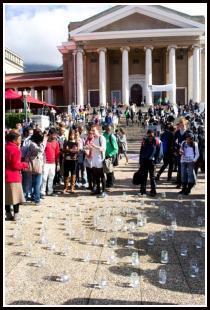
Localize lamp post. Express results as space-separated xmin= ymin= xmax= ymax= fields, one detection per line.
xmin=23 ymin=89 xmax=28 ymax=123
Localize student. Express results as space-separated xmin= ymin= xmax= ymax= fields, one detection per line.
xmin=5 ymin=130 xmax=29 ymax=221
xmin=118 ymin=128 xmax=129 ymax=164
xmin=90 ymin=125 xmax=107 ymax=198
xmin=139 ymin=130 xmax=160 ymax=196
xmin=63 ymin=129 xmax=78 ymax=194
xmin=179 ymin=132 xmax=199 ymax=195
xmin=84 ymin=129 xmax=95 ymax=191
xmin=40 ymin=128 xmax=60 ymax=197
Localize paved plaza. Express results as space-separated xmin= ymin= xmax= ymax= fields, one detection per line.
xmin=5 ymin=123 xmax=206 ymax=306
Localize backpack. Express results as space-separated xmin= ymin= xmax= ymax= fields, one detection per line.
xmin=109 ymin=134 xmax=119 ymax=166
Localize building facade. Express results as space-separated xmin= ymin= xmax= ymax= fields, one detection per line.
xmin=5 ymin=48 xmax=24 ymax=74
xmin=58 ymin=5 xmax=205 ymax=108
xmin=5 ymin=70 xmax=64 ymax=106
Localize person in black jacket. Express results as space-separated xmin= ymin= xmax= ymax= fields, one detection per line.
xmin=156 ymin=123 xmax=175 ymax=181
xmin=139 ymin=130 xmax=160 ymax=196
xmin=174 ymin=118 xmax=189 ymax=188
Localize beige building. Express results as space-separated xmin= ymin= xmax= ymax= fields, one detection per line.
xmin=58 ymin=5 xmax=205 ymax=108
xmin=5 ymin=48 xmax=24 ymax=74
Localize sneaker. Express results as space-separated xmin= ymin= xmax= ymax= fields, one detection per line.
xmin=40 ymin=194 xmax=45 ymax=199
xmin=35 ymin=202 xmax=41 ymax=206
xmin=97 ymin=192 xmax=107 ymax=198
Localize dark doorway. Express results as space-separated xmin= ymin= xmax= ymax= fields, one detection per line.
xmin=89 ymin=90 xmax=99 ymax=107
xmin=130 ymin=84 xmax=142 ymax=106
xmin=176 ymin=88 xmax=185 ymax=106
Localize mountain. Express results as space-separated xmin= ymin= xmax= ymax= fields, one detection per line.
xmin=24 ymin=63 xmax=62 ymax=72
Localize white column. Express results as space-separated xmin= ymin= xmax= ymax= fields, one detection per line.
xmin=167 ymin=45 xmax=177 ymax=104
xmin=30 ymin=87 xmax=35 ymax=98
xmin=144 ymin=46 xmax=153 ymax=105
xmin=97 ymin=48 xmax=107 ymax=107
xmin=47 ymin=86 xmax=52 ymax=104
xmin=192 ymin=44 xmax=200 ymax=103
xmin=120 ymin=46 xmax=130 ymax=106
xmin=76 ymin=48 xmax=84 ymax=108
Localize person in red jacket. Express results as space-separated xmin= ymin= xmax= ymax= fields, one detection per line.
xmin=5 ymin=130 xmax=29 ymax=221
xmin=40 ymin=128 xmax=60 ymax=197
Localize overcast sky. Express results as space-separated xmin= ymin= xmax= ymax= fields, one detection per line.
xmin=4 ymin=3 xmax=207 ymax=67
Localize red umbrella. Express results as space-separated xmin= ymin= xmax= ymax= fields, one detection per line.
xmin=5 ymin=88 xmax=22 ymax=99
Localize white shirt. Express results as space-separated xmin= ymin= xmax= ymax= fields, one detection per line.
xmin=180 ymin=141 xmax=200 ymax=163
xmin=91 ymin=135 xmax=106 ymax=168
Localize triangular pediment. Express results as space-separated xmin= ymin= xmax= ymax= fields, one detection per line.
xmin=70 ymin=5 xmax=204 ymax=36
xmin=95 ymin=12 xmax=181 ymax=32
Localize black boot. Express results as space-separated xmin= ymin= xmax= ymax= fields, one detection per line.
xmin=185 ymin=183 xmax=195 ymax=195
xmin=179 ymin=183 xmax=187 ymax=194
xmin=155 ymin=174 xmax=160 ymax=181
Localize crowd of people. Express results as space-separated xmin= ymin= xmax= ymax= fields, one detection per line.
xmin=5 ymin=100 xmax=205 ymax=221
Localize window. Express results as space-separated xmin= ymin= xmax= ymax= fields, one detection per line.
xmin=177 ymin=55 xmax=184 ymax=60
xmin=154 ymin=58 xmax=160 ymax=64
xmin=112 ymin=59 xmax=119 ymax=65
xmin=111 ymin=90 xmax=121 ymax=104
xmin=133 ymin=59 xmax=139 ymax=64
xmin=90 ymin=57 xmax=97 ymax=63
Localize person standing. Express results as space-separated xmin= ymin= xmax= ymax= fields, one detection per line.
xmin=103 ymin=125 xmax=119 ymax=189
xmin=118 ymin=128 xmax=129 ymax=165
xmin=21 ymin=127 xmax=34 ymax=201
xmin=179 ymin=132 xmax=199 ymax=195
xmin=25 ymin=131 xmax=45 ymax=205
xmin=139 ymin=130 xmax=160 ymax=196
xmin=5 ymin=131 xmax=29 ymax=220
xmin=40 ymin=128 xmax=60 ymax=197
xmin=90 ymin=125 xmax=107 ymax=198
xmin=174 ymin=118 xmax=189 ymax=188
xmin=155 ymin=123 xmax=175 ymax=181
xmin=124 ymin=107 xmax=130 ymax=126
xmin=63 ymin=130 xmax=78 ymax=194
xmin=84 ymin=129 xmax=95 ymax=191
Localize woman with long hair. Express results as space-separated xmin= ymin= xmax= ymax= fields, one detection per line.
xmin=63 ymin=129 xmax=78 ymax=193
xmin=5 ymin=130 xmax=29 ymax=220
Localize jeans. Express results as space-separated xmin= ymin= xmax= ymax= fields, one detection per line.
xmin=22 ymin=171 xmax=32 ymax=199
xmin=181 ymin=162 xmax=196 ymax=184
xmin=32 ymin=174 xmax=42 ymax=203
xmin=41 ymin=163 xmax=56 ymax=195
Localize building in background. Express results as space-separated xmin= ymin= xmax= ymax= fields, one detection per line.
xmin=6 ymin=70 xmax=64 ymax=106
xmin=58 ymin=4 xmax=205 ymax=108
xmin=5 ymin=48 xmax=24 ymax=73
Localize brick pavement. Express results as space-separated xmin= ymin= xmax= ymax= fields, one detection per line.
xmin=4 ymin=120 xmax=206 ymax=306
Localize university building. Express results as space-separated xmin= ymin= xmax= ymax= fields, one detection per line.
xmin=58 ymin=4 xmax=205 ymax=108
xmin=5 ymin=48 xmax=24 ymax=74
xmin=5 ymin=5 xmax=205 ymax=109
